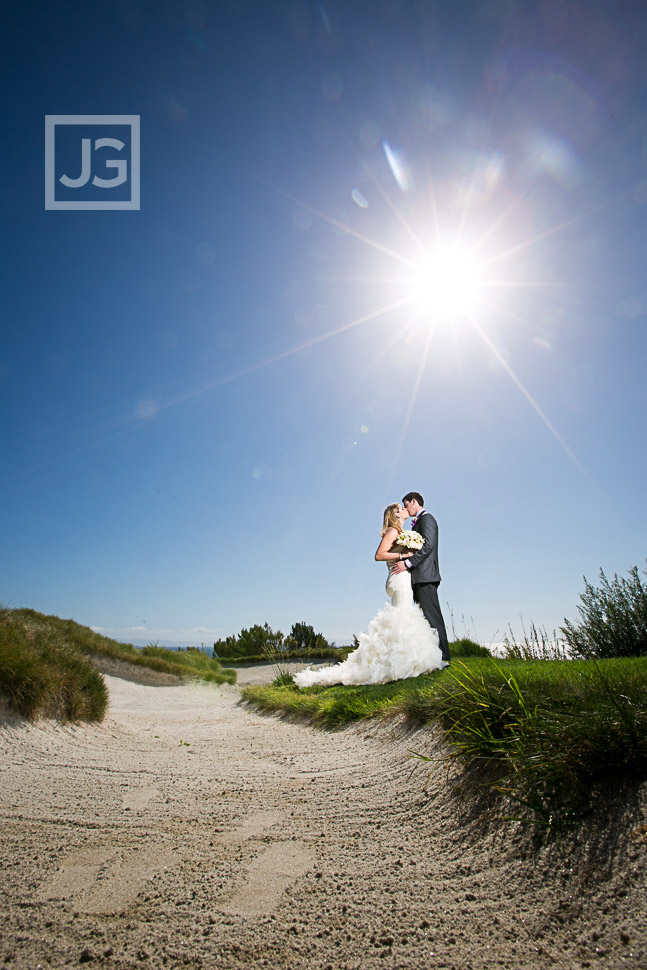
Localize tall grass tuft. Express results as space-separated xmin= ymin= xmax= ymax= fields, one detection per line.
xmin=260 ymin=638 xmax=295 ymax=686
xmin=0 ymin=607 xmax=107 ymax=721
xmin=399 ymin=657 xmax=647 ymax=825
xmin=502 ymin=621 xmax=569 ymax=660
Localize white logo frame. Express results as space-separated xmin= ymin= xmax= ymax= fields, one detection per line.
xmin=45 ymin=115 xmax=140 ymax=210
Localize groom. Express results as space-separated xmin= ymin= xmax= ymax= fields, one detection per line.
xmin=392 ymin=491 xmax=450 ymax=663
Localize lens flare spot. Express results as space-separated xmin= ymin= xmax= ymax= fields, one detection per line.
xmin=382 ymin=140 xmax=412 ymax=192
xmin=352 ymin=188 xmax=368 ymax=208
xmin=532 ymin=337 xmax=552 ymax=351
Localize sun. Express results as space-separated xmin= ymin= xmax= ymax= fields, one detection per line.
xmin=409 ymin=246 xmax=483 ymax=317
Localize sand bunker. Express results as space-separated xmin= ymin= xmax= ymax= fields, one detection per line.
xmin=1 ymin=667 xmax=645 ymax=968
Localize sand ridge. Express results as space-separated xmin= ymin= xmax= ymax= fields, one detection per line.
xmin=1 ymin=668 xmax=645 ymax=969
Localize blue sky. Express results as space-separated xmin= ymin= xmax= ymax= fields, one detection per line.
xmin=2 ymin=0 xmax=645 ymax=647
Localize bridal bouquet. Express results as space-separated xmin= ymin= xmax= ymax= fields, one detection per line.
xmin=396 ymin=529 xmax=425 ymax=551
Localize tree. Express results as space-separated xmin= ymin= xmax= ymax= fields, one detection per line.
xmin=561 ymin=563 xmax=647 ymax=658
xmin=212 ymin=634 xmax=240 ymax=659
xmin=213 ymin=624 xmax=284 ymax=658
xmin=237 ymin=623 xmax=284 ymax=657
xmin=284 ymin=621 xmax=330 ymax=655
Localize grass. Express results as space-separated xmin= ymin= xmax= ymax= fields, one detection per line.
xmin=242 ymin=653 xmax=647 ymax=828
xmin=219 ymin=649 xmax=352 ymax=666
xmin=0 ymin=608 xmax=108 ymax=721
xmin=0 ymin=607 xmax=236 ymax=722
xmin=402 ymin=657 xmax=647 ymax=825
xmin=137 ymin=644 xmax=237 ymax=683
xmin=243 ymin=675 xmax=423 ymax=725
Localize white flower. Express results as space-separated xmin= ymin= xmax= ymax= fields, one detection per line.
xmin=396 ymin=529 xmax=425 ymax=551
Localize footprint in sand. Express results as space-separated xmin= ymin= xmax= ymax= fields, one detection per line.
xmin=219 ymin=809 xmax=284 ymax=845
xmin=38 ymin=847 xmax=116 ymax=902
xmin=39 ymin=844 xmax=176 ymax=915
xmin=222 ymin=842 xmax=314 ymax=916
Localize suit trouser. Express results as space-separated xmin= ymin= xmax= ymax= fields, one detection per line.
xmin=413 ymin=582 xmax=450 ymax=662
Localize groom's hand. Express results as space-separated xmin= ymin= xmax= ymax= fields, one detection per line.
xmin=391 ymin=561 xmax=407 ymax=574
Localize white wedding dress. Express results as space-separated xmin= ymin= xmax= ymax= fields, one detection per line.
xmin=294 ymin=564 xmax=445 ymax=687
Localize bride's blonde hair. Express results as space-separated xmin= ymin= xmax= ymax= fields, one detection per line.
xmin=380 ymin=503 xmax=401 ymax=537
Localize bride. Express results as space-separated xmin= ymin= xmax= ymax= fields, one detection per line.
xmin=294 ymin=503 xmax=445 ymax=687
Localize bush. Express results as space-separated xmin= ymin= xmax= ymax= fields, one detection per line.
xmin=450 ymin=638 xmax=491 ymax=658
xmin=561 ymin=563 xmax=647 ymax=658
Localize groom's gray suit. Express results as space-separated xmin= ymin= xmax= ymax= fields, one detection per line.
xmin=405 ymin=510 xmax=450 ymax=662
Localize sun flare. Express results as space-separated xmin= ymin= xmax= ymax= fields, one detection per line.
xmin=409 ymin=247 xmax=483 ymax=317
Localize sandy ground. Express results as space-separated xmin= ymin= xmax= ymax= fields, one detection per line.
xmin=1 ymin=665 xmax=645 ymax=970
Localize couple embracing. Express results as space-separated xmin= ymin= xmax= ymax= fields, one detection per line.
xmin=295 ymin=491 xmax=450 ymax=688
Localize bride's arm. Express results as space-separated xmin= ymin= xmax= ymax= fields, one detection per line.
xmin=375 ymin=527 xmax=413 ymax=562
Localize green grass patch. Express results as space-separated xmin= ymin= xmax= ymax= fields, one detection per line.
xmin=243 ymin=654 xmax=647 ymax=827
xmin=242 ymin=674 xmax=430 ymax=726
xmin=0 ymin=607 xmax=236 ymax=722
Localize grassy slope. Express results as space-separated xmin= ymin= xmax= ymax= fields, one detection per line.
xmin=0 ymin=607 xmax=236 ymax=722
xmin=243 ymin=655 xmax=647 ymax=826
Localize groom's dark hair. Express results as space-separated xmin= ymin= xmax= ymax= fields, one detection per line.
xmin=402 ymin=491 xmax=424 ymax=506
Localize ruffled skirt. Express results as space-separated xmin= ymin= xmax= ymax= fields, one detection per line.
xmin=294 ymin=600 xmax=444 ymax=687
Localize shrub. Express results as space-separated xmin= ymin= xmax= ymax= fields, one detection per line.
xmin=561 ymin=563 xmax=647 ymax=658
xmin=450 ymin=638 xmax=491 ymax=658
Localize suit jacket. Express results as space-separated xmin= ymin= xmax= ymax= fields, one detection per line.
xmin=406 ymin=510 xmax=441 ymax=584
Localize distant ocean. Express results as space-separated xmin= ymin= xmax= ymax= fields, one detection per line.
xmin=120 ymin=639 xmax=215 ymax=656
